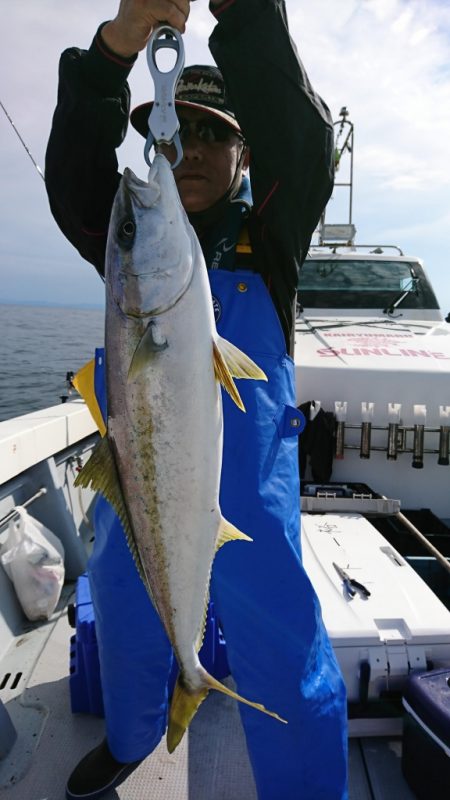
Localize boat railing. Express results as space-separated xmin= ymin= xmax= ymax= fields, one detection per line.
xmin=308 ymin=244 xmax=405 ymax=257
xmin=0 ymin=487 xmax=48 ymax=531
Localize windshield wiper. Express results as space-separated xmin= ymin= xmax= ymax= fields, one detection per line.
xmin=383 ymin=269 xmax=420 ymax=315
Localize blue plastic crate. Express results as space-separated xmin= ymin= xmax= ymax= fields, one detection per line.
xmin=69 ymin=574 xmax=230 ymax=716
xmin=69 ymin=574 xmax=104 ymax=716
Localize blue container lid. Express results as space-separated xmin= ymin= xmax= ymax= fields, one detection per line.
xmin=403 ymin=669 xmax=450 ymax=750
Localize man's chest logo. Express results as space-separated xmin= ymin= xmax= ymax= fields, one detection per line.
xmin=212 ymin=294 xmax=222 ymax=323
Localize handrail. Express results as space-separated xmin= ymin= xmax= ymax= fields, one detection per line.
xmin=308 ymin=244 xmax=405 ymax=256
xmin=0 ymin=487 xmax=47 ymax=530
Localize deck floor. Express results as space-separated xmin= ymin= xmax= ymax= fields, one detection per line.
xmin=0 ymin=601 xmax=417 ymax=800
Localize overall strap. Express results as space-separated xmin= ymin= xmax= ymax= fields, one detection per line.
xmin=203 ymin=176 xmax=253 ymax=272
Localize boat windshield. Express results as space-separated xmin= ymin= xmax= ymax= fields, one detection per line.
xmin=298 ymin=259 xmax=439 ymax=310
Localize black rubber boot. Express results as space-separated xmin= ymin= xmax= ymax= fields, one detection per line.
xmin=65 ymin=739 xmax=143 ymax=799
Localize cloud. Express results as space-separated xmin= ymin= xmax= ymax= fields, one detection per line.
xmin=290 ymin=1 xmax=450 ymax=191
xmin=1 ymin=0 xmax=450 ymax=311
xmin=356 ymin=144 xmax=449 ymax=191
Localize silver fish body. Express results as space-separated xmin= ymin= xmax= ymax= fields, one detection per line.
xmin=75 ymin=154 xmax=284 ymax=750
xmin=106 ymin=157 xmax=224 ymax=682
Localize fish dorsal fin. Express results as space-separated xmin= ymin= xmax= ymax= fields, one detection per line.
xmin=72 ymin=359 xmax=107 ymax=437
xmin=195 ymin=518 xmax=252 ymax=653
xmin=216 ymin=517 xmax=253 ymax=549
xmin=74 ymin=436 xmax=127 ymax=526
xmin=74 ymin=437 xmax=149 ymax=589
xmin=128 ymin=321 xmax=168 ymax=382
xmin=195 ymin=586 xmax=211 ymax=655
xmin=212 ymin=336 xmax=267 ymax=412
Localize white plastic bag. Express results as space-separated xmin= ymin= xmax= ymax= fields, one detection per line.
xmin=0 ymin=506 xmax=65 ymax=621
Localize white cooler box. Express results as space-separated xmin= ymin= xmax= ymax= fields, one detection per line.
xmin=301 ymin=513 xmax=450 ymax=707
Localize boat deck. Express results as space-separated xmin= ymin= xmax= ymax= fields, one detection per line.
xmin=0 ymin=592 xmax=417 ymax=800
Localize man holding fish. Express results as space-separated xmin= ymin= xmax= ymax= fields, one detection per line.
xmin=45 ymin=1 xmax=348 ymax=798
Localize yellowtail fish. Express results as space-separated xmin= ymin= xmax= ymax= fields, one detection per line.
xmin=74 ymin=154 xmax=286 ymax=752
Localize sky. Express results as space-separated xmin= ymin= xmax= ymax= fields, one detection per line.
xmin=1 ymin=0 xmax=450 ymax=313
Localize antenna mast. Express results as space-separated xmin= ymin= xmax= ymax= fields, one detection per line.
xmin=318 ymin=106 xmax=355 ymax=246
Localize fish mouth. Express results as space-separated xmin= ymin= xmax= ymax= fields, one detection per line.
xmin=122 ymin=166 xmax=160 ymax=209
xmin=123 ymin=166 xmax=148 ymax=187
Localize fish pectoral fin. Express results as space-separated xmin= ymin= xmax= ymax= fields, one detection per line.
xmin=216 ymin=517 xmax=252 ymax=550
xmin=128 ymin=321 xmax=168 ymax=381
xmin=74 ymin=438 xmax=148 ymax=588
xmin=213 ymin=336 xmax=267 ymax=412
xmin=72 ymin=359 xmax=107 ymax=437
xmin=167 ymin=677 xmax=209 ymax=753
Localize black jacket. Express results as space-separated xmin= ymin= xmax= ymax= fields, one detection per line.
xmin=45 ymin=0 xmax=334 ymax=351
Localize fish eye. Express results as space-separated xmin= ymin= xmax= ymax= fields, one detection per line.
xmin=118 ymin=218 xmax=136 ymax=247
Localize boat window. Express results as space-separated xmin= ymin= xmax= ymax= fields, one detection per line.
xmin=300 ymin=260 xmax=413 ymax=291
xmin=298 ymin=259 xmax=439 ymax=310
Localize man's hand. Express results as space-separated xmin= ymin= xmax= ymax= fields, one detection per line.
xmin=102 ymin=0 xmax=192 ymax=58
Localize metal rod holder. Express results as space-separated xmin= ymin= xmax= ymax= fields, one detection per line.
xmin=360 ymin=402 xmax=374 ymax=459
xmin=334 ymin=402 xmax=347 ymax=460
xmin=387 ymin=423 xmax=399 ymax=460
xmin=331 ymin=421 xmax=450 ymax=463
xmin=412 ymin=425 xmax=425 ymax=469
xmin=335 ymin=421 xmax=345 ymax=459
xmin=360 ymin=422 xmax=372 ymax=459
xmin=438 ymin=426 xmax=450 ymax=466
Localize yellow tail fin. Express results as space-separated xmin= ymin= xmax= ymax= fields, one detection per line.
xmin=167 ymin=670 xmax=287 ymax=753
xmin=167 ymin=678 xmax=209 ymax=753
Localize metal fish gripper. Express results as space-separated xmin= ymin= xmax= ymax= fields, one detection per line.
xmin=144 ymin=25 xmax=185 ymax=169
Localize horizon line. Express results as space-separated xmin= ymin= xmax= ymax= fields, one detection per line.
xmin=0 ymin=299 xmax=105 ymax=311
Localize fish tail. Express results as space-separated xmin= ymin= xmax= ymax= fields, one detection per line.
xmin=167 ymin=670 xmax=287 ymax=753
xmin=204 ymin=673 xmax=287 ymax=725
xmin=167 ymin=676 xmax=209 ymax=753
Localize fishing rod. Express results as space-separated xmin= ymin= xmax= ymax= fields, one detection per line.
xmin=0 ymin=98 xmax=45 ymax=181
xmin=0 ymin=97 xmax=107 ymax=286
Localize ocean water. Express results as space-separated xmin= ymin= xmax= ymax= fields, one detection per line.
xmin=0 ymin=304 xmax=104 ymax=422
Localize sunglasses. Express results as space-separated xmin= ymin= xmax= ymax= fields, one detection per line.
xmin=177 ymin=117 xmax=243 ymax=145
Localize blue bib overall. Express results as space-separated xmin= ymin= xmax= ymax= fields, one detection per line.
xmin=87 ymin=200 xmax=348 ymax=799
